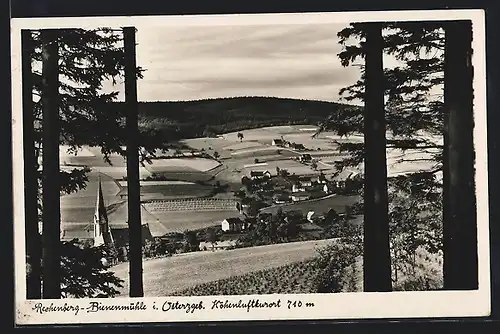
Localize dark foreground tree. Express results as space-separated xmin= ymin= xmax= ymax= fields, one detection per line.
xmin=25 ymin=26 xmax=164 ymax=298
xmin=40 ymin=29 xmax=62 ymax=299
xmin=123 ymin=26 xmax=144 ymax=297
xmin=442 ymin=20 xmax=477 ymax=290
xmin=362 ymin=23 xmax=392 ymax=292
xmin=22 ymin=30 xmax=42 ymax=299
xmin=322 ymin=20 xmax=479 ymax=291
xmin=317 ymin=22 xmax=448 ymax=291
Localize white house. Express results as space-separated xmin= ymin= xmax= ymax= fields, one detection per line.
xmin=306 ymin=211 xmax=316 ymax=223
xmin=323 ymin=183 xmax=336 ymax=194
xmin=291 ymin=192 xmax=311 ymax=202
xmin=292 ymin=184 xmax=305 ymax=193
xmin=221 ymin=217 xmax=247 ymax=232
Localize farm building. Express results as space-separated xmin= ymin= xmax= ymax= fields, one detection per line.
xmin=221 ymin=217 xmax=247 ymax=232
xmin=271 ymin=138 xmax=285 ymax=146
xmin=273 ymin=193 xmax=291 ymax=204
xmin=297 ymin=176 xmax=313 ymax=187
xmin=250 ymin=170 xmax=271 ymax=180
xmin=332 ymin=169 xmax=362 ymax=189
xmin=291 ymin=192 xmax=311 ymax=202
xmin=323 ymin=183 xmax=336 ymax=194
xmin=199 ymin=239 xmax=238 ymax=251
xmin=291 ymin=183 xmax=305 ymax=193
xmin=313 ymin=173 xmax=328 ymax=184
xmin=300 ymin=153 xmax=312 ymax=162
xmin=292 ymin=143 xmax=307 ymax=151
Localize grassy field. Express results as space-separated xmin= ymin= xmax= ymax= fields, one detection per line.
xmin=229 ymin=147 xmax=300 ymax=159
xmin=223 ymin=141 xmax=266 ymax=151
xmin=116 ymin=183 xmax=213 ymax=200
xmin=111 ymin=239 xmax=334 ymax=296
xmin=173 ymin=259 xmax=320 ymax=296
xmin=143 ymin=210 xmax=240 ymax=233
xmin=88 ymin=166 xmax=152 ymax=180
xmin=145 ymin=157 xmax=221 ymax=172
xmin=173 ymin=255 xmax=364 ymax=296
xmin=181 ymin=138 xmax=233 ymax=158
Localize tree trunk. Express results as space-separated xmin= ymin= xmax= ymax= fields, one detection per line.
xmin=22 ymin=29 xmax=42 ymax=299
xmin=124 ymin=26 xmax=144 ymax=297
xmin=442 ymin=20 xmax=477 ymax=290
xmin=41 ymin=29 xmax=61 ymax=299
xmin=362 ymin=23 xmax=392 ymax=292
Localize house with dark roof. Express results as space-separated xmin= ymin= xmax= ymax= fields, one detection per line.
xmin=313 ymin=173 xmax=328 ymax=184
xmin=271 ymin=139 xmax=285 ymax=146
xmin=273 ymin=193 xmax=291 ymax=204
xmin=323 ymin=183 xmax=336 ymax=194
xmin=250 ymin=170 xmax=271 ymax=180
xmin=221 ymin=217 xmax=247 ymax=232
xmin=300 ymin=153 xmax=312 ymax=162
xmin=332 ymin=169 xmax=361 ymax=189
xmin=292 ymin=143 xmax=307 ymax=151
xmin=298 ymin=176 xmax=313 ymax=187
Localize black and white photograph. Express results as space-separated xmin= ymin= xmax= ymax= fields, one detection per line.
xmin=11 ymin=10 xmax=490 ymax=324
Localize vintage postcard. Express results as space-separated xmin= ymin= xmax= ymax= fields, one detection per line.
xmin=11 ymin=10 xmax=490 ymax=325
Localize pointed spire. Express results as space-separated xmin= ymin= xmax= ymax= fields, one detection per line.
xmin=96 ymin=174 xmax=106 ymax=214
xmin=94 ymin=173 xmax=114 ymax=248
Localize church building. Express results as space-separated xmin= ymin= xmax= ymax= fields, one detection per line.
xmin=88 ymin=177 xmax=156 ymax=263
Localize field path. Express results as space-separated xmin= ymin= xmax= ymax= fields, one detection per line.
xmin=111 ymin=239 xmax=335 ymax=297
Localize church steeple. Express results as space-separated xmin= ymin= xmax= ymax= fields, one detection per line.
xmin=93 ymin=175 xmax=114 ymax=249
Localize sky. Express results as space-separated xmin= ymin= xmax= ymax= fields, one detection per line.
xmin=102 ymin=23 xmax=366 ymax=103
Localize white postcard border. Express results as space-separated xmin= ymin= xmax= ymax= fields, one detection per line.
xmin=11 ymin=9 xmax=490 ymax=325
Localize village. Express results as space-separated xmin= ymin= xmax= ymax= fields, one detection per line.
xmin=57 ymin=122 xmax=396 ymax=264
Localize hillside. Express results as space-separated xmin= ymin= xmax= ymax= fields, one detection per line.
xmin=173 ymin=259 xmax=321 ymax=296
xmin=111 ymin=238 xmax=334 ymax=296
xmin=172 ymin=257 xmax=363 ymax=296
xmin=108 ymin=96 xmax=360 ymax=141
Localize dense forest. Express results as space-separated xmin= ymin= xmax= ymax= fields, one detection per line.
xmin=107 ymin=97 xmax=361 ymax=139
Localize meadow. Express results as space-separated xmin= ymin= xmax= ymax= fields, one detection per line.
xmin=172 ymin=246 xmax=444 ymax=296
xmin=173 ymin=259 xmax=320 ymax=296
xmin=141 ymin=210 xmax=240 ymax=233
xmin=116 ymin=182 xmax=213 ymax=200
xmin=112 ymin=239 xmax=334 ymax=296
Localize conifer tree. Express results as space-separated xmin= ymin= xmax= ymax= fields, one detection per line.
xmin=25 ymin=27 xmax=166 ymax=298
xmin=320 ymin=21 xmax=477 ymax=291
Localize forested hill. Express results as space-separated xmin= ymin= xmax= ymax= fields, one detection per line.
xmin=110 ymin=96 xmax=360 ymax=140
